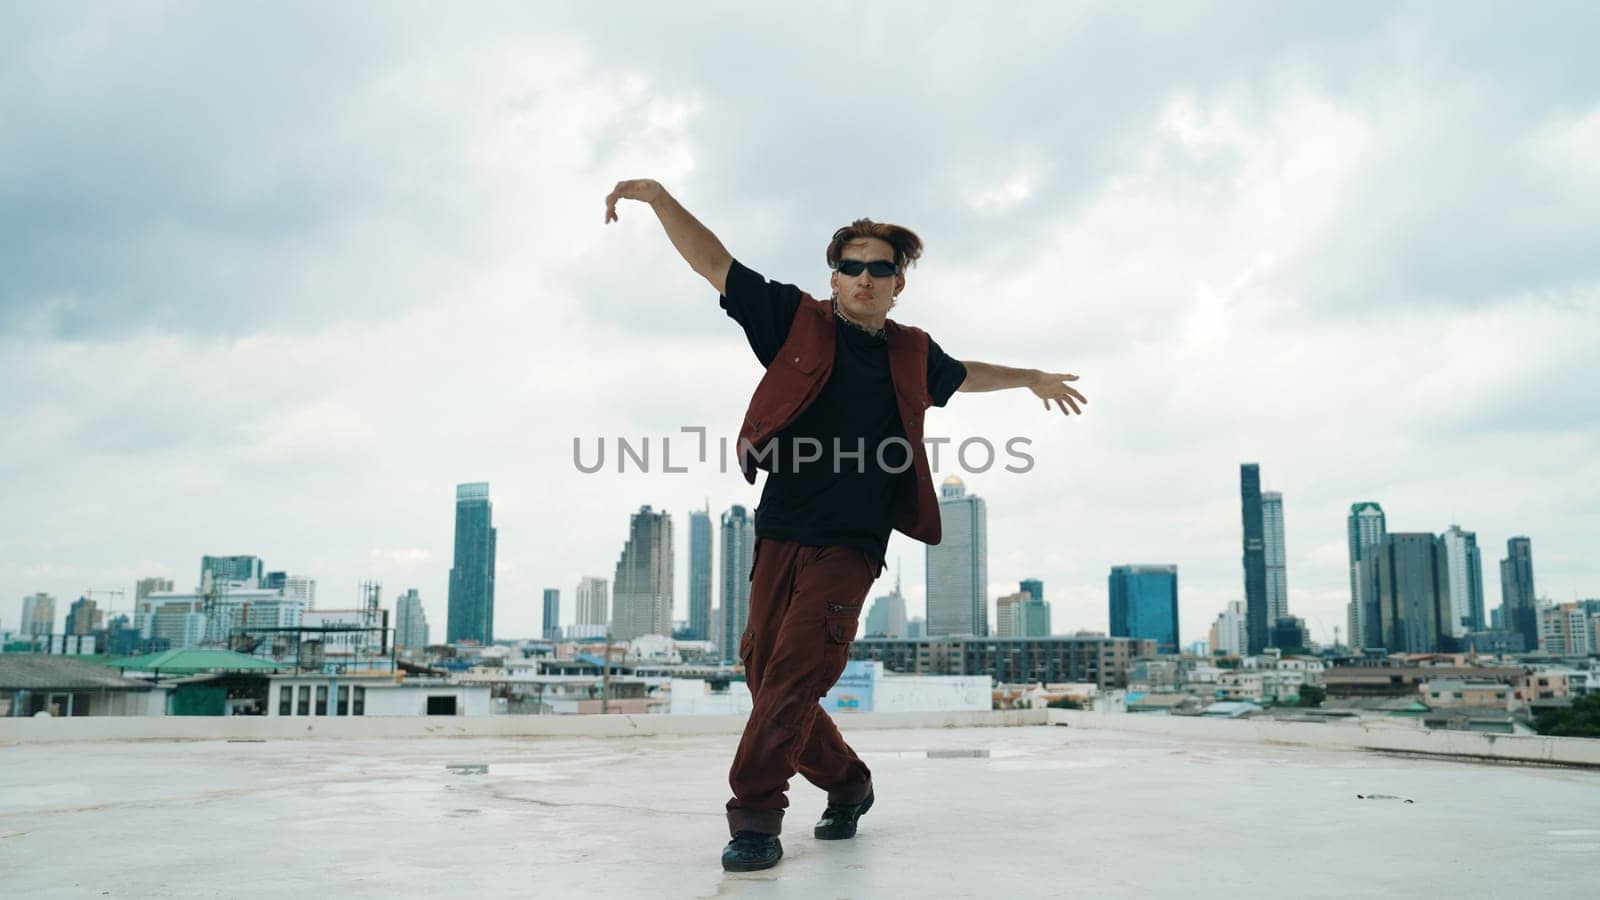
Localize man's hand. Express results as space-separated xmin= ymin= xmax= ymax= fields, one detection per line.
xmin=1028 ymin=371 xmax=1087 ymax=416
xmin=602 ymin=179 xmax=733 ymax=293
xmin=604 ymin=179 xmax=665 ymax=223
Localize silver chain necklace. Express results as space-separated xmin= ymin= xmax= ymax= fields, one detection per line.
xmin=832 ymin=296 xmax=886 ymax=340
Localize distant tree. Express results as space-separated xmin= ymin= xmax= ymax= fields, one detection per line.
xmin=1298 ymin=685 xmax=1327 ymax=708
xmin=1534 ymin=694 xmax=1600 ymax=738
xmin=1216 ymin=657 xmax=1241 ymax=669
xmin=1047 ymin=697 xmax=1084 ymax=710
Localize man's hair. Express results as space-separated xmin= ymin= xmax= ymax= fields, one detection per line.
xmin=826 ymin=219 xmax=924 ymax=271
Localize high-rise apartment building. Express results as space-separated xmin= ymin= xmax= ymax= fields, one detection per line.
xmin=395 ymin=588 xmax=429 ymax=652
xmin=1499 ymin=536 xmax=1538 ymax=651
xmin=719 ymin=505 xmax=755 ymax=655
xmin=1361 ymin=533 xmax=1452 ymax=653
xmin=1262 ymin=491 xmax=1289 ymax=626
xmin=688 ymin=506 xmax=713 ymax=642
xmin=576 ymin=576 xmax=609 ymax=627
xmin=927 ymin=477 xmax=987 ymax=637
xmin=542 ymin=589 xmax=561 ymax=641
xmin=1346 ymin=502 xmax=1386 ymax=650
xmin=613 ymin=505 xmax=673 ymax=642
xmin=1440 ymin=525 xmax=1485 ymax=637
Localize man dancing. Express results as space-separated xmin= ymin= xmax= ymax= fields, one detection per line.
xmin=604 ymin=179 xmax=1086 ymax=872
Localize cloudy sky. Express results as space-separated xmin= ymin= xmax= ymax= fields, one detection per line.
xmin=4 ymin=2 xmax=1598 ymax=647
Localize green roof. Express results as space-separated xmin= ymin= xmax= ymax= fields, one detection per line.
xmin=97 ymin=648 xmax=288 ymax=674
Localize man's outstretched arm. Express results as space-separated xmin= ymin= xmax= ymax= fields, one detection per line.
xmin=604 ymin=179 xmax=733 ymax=295
xmin=958 ymin=361 xmax=1087 ymax=416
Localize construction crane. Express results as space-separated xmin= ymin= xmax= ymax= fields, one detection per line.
xmin=80 ymin=589 xmax=126 ymax=627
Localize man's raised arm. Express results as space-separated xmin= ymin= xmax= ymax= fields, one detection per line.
xmin=605 ymin=179 xmax=733 ymax=295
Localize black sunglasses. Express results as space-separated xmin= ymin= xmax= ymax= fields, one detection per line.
xmin=834 ymin=259 xmax=900 ymax=278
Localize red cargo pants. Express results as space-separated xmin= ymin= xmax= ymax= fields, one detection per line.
xmin=725 ymin=537 xmax=876 ymax=836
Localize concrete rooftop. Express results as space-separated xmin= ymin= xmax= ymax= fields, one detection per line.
xmin=2 ymin=719 xmax=1597 ymax=899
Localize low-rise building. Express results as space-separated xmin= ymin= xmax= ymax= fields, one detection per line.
xmin=851 ymin=635 xmax=1154 ymax=688
xmin=0 ymin=656 xmax=166 ymax=717
xmin=1421 ymin=679 xmax=1513 ymax=710
xmin=266 ymin=675 xmax=493 ymax=717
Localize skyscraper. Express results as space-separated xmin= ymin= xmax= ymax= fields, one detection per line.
xmin=446 ymin=482 xmax=497 ymax=644
xmin=689 ymin=505 xmax=713 ymax=642
xmin=1019 ymin=579 xmax=1044 ymax=605
xmin=864 ymin=570 xmax=908 ymax=638
xmin=1262 ymin=491 xmax=1289 ymax=625
xmin=134 ymin=577 xmax=173 ymax=634
xmin=927 ymin=476 xmax=987 ymax=637
xmin=395 ymin=588 xmax=429 ymax=652
xmin=1239 ymin=464 xmax=1268 ymax=654
xmin=1538 ymin=603 xmax=1592 ymax=656
xmin=1362 ymin=533 xmax=1452 ymax=653
xmin=1499 ymin=536 xmax=1537 ymax=650
xmin=1021 ymin=594 xmax=1051 ymax=637
xmin=613 ymin=505 xmax=674 ymax=642
xmin=20 ymin=593 xmax=55 ymax=636
xmin=719 ymin=505 xmax=755 ymax=655
xmin=200 ymin=555 xmax=263 ymax=591
xmin=1109 ymin=565 xmax=1180 ymax=654
xmin=995 ymin=591 xmax=1028 ymax=638
xmin=264 ymin=572 xmax=317 ymax=609
xmin=542 ymin=589 xmax=561 ymax=641
xmin=1346 ymin=502 xmax=1386 ymax=650
xmin=1017 ymin=578 xmax=1050 ymax=636
xmin=65 ymin=597 xmax=103 ymax=635
xmin=1441 ymin=525 xmax=1485 ymax=637
xmin=575 ymin=576 xmax=609 ymax=627
xmin=1209 ymin=601 xmax=1247 ymax=657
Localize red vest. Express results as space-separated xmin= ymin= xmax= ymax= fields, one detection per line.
xmin=736 ymin=294 xmax=943 ymax=545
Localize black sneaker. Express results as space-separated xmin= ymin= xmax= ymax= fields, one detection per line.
xmin=721 ymin=831 xmax=783 ymax=872
xmin=813 ymin=788 xmax=874 ymax=840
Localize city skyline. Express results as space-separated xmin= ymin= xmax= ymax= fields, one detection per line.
xmin=7 ymin=475 xmax=1593 ymax=651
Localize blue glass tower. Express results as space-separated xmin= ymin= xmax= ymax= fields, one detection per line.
xmin=447 ymin=482 xmax=497 ymax=644
xmin=1109 ymin=565 xmax=1180 ymax=654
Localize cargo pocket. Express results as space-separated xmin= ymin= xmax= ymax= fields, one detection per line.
xmin=825 ymin=600 xmax=863 ymax=645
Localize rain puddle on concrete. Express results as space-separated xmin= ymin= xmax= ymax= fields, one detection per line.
xmin=445 ymin=763 xmax=489 ymax=775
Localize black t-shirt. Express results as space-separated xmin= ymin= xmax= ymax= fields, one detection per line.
xmin=720 ymin=259 xmax=967 ymax=571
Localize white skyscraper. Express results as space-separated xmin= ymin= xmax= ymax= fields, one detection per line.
xmin=994 ymin=591 xmax=1029 ymax=638
xmin=279 ymin=575 xmax=317 ymax=610
xmin=1441 ymin=525 xmax=1484 ymax=637
xmin=927 ymin=476 xmax=987 ymax=637
xmin=20 ymin=593 xmax=56 ymax=636
xmin=395 ymin=588 xmax=429 ymax=652
xmin=1209 ymin=600 xmax=1248 ymax=657
xmin=1262 ymin=491 xmax=1289 ymax=625
xmin=864 ymin=568 xmax=908 ymax=638
xmin=134 ymin=577 xmax=174 ymax=634
xmin=575 ymin=576 xmax=609 ymax=627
